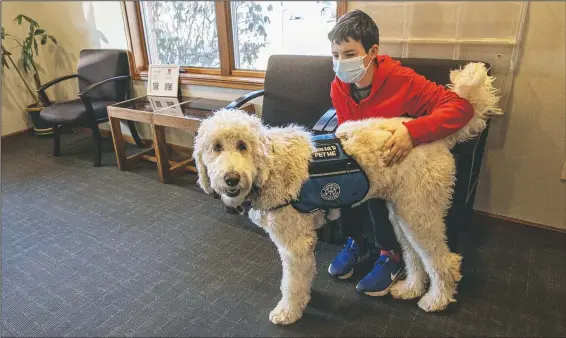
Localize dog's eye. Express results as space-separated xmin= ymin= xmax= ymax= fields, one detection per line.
xmin=213 ymin=143 xmax=222 ymax=152
xmin=237 ymin=141 xmax=247 ymax=151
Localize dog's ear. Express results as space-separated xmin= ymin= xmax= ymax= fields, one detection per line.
xmin=193 ymin=133 xmax=213 ymax=195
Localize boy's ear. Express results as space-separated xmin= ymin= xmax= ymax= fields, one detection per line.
xmin=370 ymin=44 xmax=379 ymax=57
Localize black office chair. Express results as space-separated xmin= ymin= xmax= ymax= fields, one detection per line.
xmin=38 ymin=49 xmax=144 ymax=167
xmin=227 ymin=55 xmax=492 ymax=251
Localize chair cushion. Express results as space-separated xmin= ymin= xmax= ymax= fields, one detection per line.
xmin=40 ymin=99 xmax=116 ymax=124
xmin=393 ymin=58 xmax=491 ymax=86
xmin=78 ymin=49 xmax=130 ymax=101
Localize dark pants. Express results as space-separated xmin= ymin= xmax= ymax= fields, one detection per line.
xmin=340 ymin=199 xmax=401 ymax=254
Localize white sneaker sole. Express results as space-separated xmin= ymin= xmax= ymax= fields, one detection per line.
xmin=328 ymin=250 xmax=371 ymax=280
xmin=362 ymin=269 xmax=403 ymax=297
xmin=363 ymin=286 xmax=393 ymax=297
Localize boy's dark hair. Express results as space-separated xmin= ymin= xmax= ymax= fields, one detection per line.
xmin=328 ymin=10 xmax=379 ymax=52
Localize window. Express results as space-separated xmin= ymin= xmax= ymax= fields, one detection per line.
xmin=230 ymin=1 xmax=338 ymax=70
xmin=122 ymin=1 xmax=346 ymax=89
xmin=140 ymin=1 xmax=220 ymax=68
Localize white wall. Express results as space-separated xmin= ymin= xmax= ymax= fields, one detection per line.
xmin=1 ymin=1 xmax=129 ymax=136
xmin=2 ymin=4 xmax=47 ymax=135
xmin=473 ymin=1 xmax=566 ymax=229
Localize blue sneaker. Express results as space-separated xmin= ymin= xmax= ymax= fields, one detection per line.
xmin=328 ymin=237 xmax=370 ymax=279
xmin=356 ymin=252 xmax=404 ymax=296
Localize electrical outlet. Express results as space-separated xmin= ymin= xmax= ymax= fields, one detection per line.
xmin=561 ymin=160 xmax=566 ymax=181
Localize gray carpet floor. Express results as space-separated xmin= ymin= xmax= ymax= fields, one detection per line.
xmin=2 ymin=131 xmax=565 ymax=337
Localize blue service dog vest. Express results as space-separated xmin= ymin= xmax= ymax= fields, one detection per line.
xmin=291 ymin=134 xmax=370 ymax=213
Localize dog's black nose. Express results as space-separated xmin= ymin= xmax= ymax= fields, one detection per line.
xmin=224 ymin=173 xmax=240 ymax=187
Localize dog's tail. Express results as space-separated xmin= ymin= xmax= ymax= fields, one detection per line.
xmin=444 ymin=62 xmax=502 ymax=148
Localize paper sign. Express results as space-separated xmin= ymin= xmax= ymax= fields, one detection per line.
xmin=148 ymin=96 xmax=183 ymax=116
xmin=147 ymin=64 xmax=180 ymax=97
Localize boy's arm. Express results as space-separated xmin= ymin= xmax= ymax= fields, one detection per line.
xmin=402 ymin=73 xmax=474 ymax=146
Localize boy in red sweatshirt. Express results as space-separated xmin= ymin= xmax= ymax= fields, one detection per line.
xmin=327 ymin=10 xmax=473 ymax=296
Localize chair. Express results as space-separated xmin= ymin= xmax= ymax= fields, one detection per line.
xmin=226 ymin=55 xmax=335 ymax=128
xmin=227 ymin=55 xmax=492 ymax=251
xmin=38 ymin=49 xmax=144 ymax=167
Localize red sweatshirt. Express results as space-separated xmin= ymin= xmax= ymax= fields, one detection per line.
xmin=330 ymin=55 xmax=474 ymax=145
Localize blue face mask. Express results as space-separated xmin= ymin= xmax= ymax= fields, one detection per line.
xmin=332 ymin=55 xmax=370 ymax=83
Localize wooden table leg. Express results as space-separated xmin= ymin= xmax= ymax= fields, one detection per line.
xmin=151 ymin=124 xmax=171 ymax=183
xmin=109 ymin=116 xmax=127 ymax=170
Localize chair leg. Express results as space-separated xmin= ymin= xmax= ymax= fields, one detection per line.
xmin=127 ymin=120 xmax=145 ymax=148
xmin=53 ymin=125 xmax=61 ymax=157
xmin=90 ymin=124 xmax=103 ymax=167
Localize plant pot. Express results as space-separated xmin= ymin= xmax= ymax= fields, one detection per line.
xmin=26 ymin=103 xmax=53 ymax=137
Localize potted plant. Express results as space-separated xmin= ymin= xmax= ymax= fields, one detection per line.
xmin=2 ymin=15 xmax=58 ymax=136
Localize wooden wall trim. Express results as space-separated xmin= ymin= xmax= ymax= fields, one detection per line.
xmin=337 ymin=1 xmax=348 ymax=18
xmin=474 ymin=210 xmax=566 ymax=233
xmin=215 ymin=1 xmax=235 ymax=76
xmin=122 ymin=1 xmax=149 ymax=73
xmin=1 ymin=128 xmax=33 ymax=139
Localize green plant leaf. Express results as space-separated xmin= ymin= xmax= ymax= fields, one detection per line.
xmin=14 ymin=15 xmax=23 ymax=24
xmin=22 ymin=53 xmax=30 ymax=73
xmin=2 ymin=54 xmax=10 ymax=69
xmin=34 ymin=29 xmax=45 ymax=36
xmin=22 ymin=15 xmax=38 ymax=27
xmin=48 ymin=35 xmax=57 ymax=44
xmin=41 ymin=35 xmax=47 ymax=45
xmin=33 ymin=38 xmax=38 ymax=55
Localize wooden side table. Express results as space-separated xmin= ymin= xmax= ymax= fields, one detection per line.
xmin=107 ymin=95 xmax=255 ymax=184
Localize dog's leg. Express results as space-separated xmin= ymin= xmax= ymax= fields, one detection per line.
xmin=394 ymin=204 xmax=462 ymax=312
xmin=388 ymin=203 xmax=428 ymax=300
xmin=264 ymin=210 xmax=318 ymax=325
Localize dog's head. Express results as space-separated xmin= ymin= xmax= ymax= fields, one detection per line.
xmin=193 ymin=109 xmax=272 ymax=207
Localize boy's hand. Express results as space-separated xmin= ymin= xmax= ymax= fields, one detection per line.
xmin=383 ymin=125 xmax=413 ymax=166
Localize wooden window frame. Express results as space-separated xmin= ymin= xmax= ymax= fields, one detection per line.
xmin=122 ymin=1 xmax=347 ymax=90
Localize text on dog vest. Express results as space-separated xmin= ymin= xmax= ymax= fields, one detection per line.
xmin=313 ymin=145 xmax=338 ymax=159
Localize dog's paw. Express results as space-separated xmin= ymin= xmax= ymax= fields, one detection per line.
xmin=390 ymin=278 xmax=426 ymax=300
xmin=417 ymin=290 xmax=455 ymax=312
xmin=269 ymin=303 xmax=303 ymax=325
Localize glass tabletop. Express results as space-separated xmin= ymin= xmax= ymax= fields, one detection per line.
xmin=112 ymin=95 xmax=231 ymax=120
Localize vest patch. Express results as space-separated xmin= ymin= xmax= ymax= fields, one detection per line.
xmin=320 ymin=182 xmax=341 ymax=200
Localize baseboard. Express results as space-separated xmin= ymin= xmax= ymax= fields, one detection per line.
xmin=99 ymin=129 xmax=193 ymax=155
xmin=473 ymin=210 xmax=566 ymax=233
xmin=1 ymin=127 xmax=33 ymax=139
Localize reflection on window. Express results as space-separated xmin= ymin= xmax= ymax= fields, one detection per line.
xmin=231 ymin=1 xmax=337 ymax=71
xmin=140 ymin=1 xmax=220 ymax=68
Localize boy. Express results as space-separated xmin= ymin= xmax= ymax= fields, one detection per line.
xmin=327 ymin=10 xmax=473 ymax=296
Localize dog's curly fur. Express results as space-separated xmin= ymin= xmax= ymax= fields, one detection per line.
xmin=193 ymin=62 xmax=501 ymax=325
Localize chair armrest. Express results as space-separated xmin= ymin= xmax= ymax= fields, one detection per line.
xmin=37 ymin=73 xmax=79 ymax=93
xmin=78 ymin=75 xmax=130 ymax=97
xmin=225 ymin=90 xmax=264 ymax=110
xmin=313 ymin=108 xmax=336 ymax=133
xmin=38 ymin=74 xmax=78 ymax=105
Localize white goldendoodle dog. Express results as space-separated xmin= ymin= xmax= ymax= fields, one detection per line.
xmin=193 ymin=62 xmax=501 ymax=325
